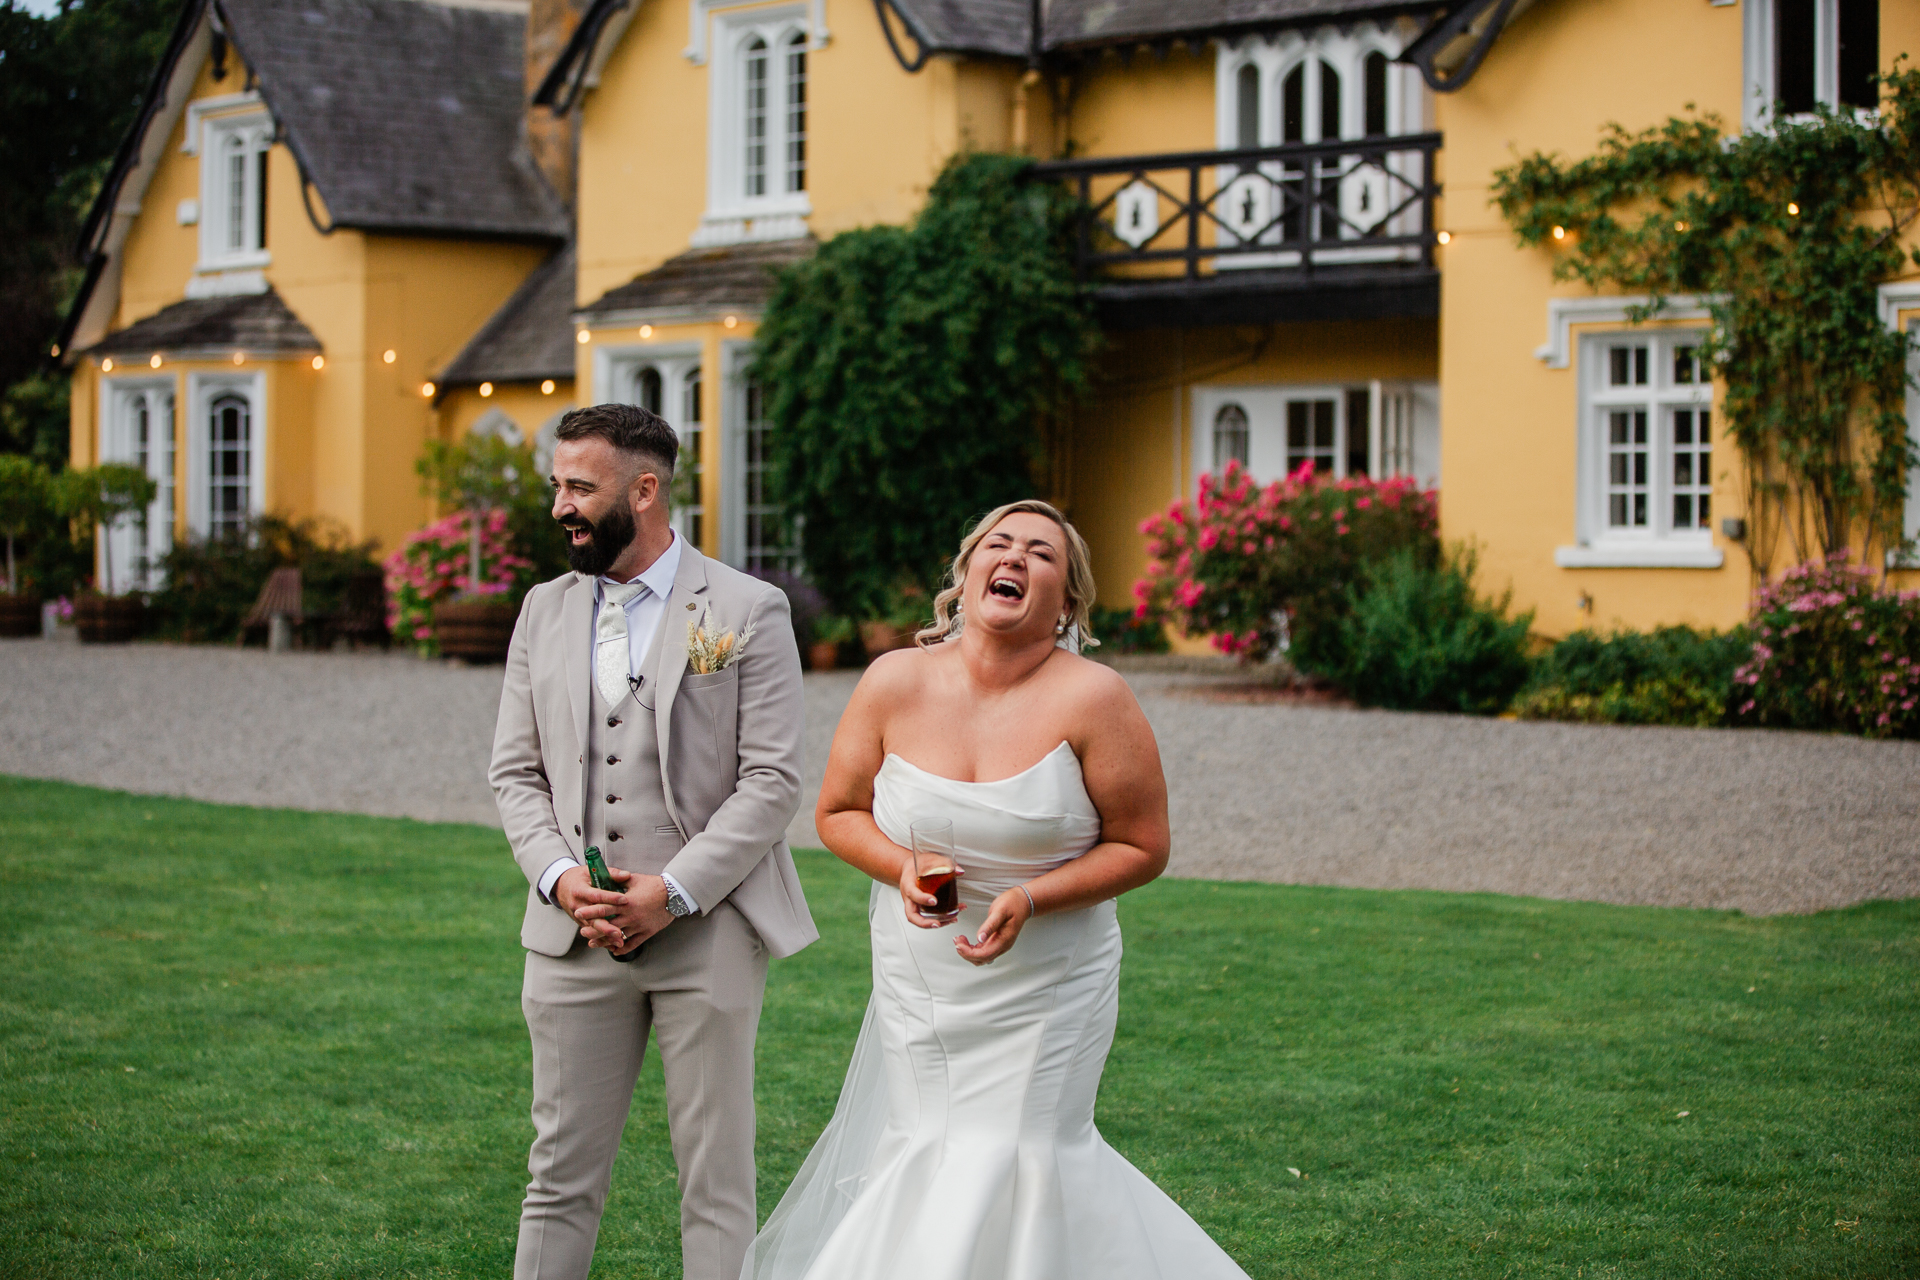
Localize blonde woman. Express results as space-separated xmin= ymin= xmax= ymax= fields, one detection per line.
xmin=742 ymin=500 xmax=1251 ymax=1280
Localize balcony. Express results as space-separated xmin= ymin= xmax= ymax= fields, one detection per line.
xmin=1028 ymin=133 xmax=1443 ymax=330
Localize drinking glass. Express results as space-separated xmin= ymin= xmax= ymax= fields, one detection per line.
xmin=909 ymin=817 xmax=961 ymax=922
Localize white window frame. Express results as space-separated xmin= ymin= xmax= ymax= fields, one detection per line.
xmin=1212 ymin=25 xmax=1427 ymax=268
xmin=594 ymin=342 xmax=705 ymax=543
xmin=1899 ymin=315 xmax=1920 ymax=567
xmin=187 ymin=372 xmax=266 ymax=539
xmin=694 ymin=4 xmax=811 ymax=247
xmin=1557 ymin=331 xmax=1724 ymax=569
xmin=97 ymin=377 xmax=176 ymax=591
xmin=1189 ymin=381 xmax=1440 ymax=491
xmin=1741 ymin=0 xmax=1879 ymax=131
xmin=719 ymin=339 xmax=793 ymax=571
xmin=196 ymin=107 xmax=273 ymax=274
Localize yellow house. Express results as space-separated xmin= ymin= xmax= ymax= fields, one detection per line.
xmin=61 ymin=0 xmax=574 ymax=589
xmin=540 ymin=0 xmax=1918 ymax=636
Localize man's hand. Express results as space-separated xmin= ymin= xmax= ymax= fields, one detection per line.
xmin=555 ymin=865 xmax=674 ymax=956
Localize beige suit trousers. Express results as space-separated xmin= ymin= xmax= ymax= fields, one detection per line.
xmin=515 ymin=902 xmax=768 ymax=1280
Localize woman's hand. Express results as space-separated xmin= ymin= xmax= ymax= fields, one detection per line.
xmin=954 ymin=887 xmax=1034 ymax=965
xmin=897 ymin=853 xmax=961 ymax=928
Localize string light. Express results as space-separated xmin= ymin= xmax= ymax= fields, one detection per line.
xmin=723 ymin=315 xmax=738 ymax=329
xmin=311 ymin=355 xmax=325 ymax=371
xmin=479 ymin=382 xmax=494 ymax=397
xmin=576 ymin=329 xmax=591 ymax=344
xmin=149 ymin=354 xmax=163 ymax=368
xmin=101 ymin=358 xmax=113 ymax=372
xmin=541 ymin=379 xmax=556 ymax=395
xmin=1787 ymin=202 xmax=1799 ymax=216
xmin=382 ymin=349 xmax=397 ymax=364
xmin=1674 ymin=220 xmax=1689 ymax=232
xmin=232 ymin=351 xmax=246 ymax=365
xmin=1551 ymin=225 xmax=1567 ymax=240
xmin=1436 ymin=230 xmax=1451 ymax=245
xmin=639 ymin=324 xmax=653 ymax=339
xmin=49 ymin=343 xmax=60 ymax=358
xmin=422 ymin=381 xmax=436 ymax=398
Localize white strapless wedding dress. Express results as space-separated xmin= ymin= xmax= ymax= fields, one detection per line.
xmin=742 ymin=742 xmax=1252 ymax=1280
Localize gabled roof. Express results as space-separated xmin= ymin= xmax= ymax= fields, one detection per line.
xmin=219 ymin=0 xmax=567 ymax=239
xmin=438 ymin=244 xmax=578 ymax=387
xmin=83 ymin=288 xmax=320 ymax=356
xmin=539 ymin=0 xmax=1509 ymax=110
xmin=578 ymin=239 xmax=817 ymax=323
xmin=64 ymin=0 xmax=567 ymax=359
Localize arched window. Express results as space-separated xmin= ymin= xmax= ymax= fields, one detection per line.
xmin=1212 ymin=404 xmax=1250 ymax=472
xmin=785 ymin=32 xmax=808 ymax=193
xmin=1319 ymin=60 xmax=1341 ymax=140
xmin=1364 ymin=51 xmax=1390 ymax=136
xmin=1281 ymin=64 xmax=1305 ymax=143
xmin=208 ymin=392 xmax=251 ymax=536
xmin=637 ymin=366 xmax=663 ymax=414
xmin=744 ymin=36 xmax=769 ymax=198
xmin=1235 ymin=64 xmax=1260 ymax=148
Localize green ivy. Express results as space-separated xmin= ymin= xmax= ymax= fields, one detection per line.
xmin=753 ymin=153 xmax=1098 ymax=618
xmin=1492 ymin=69 xmax=1920 ymax=571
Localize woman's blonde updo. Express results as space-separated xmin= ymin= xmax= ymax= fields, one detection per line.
xmin=914 ymin=499 xmax=1100 ymax=650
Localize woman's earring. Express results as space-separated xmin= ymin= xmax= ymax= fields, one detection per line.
xmin=1056 ymin=617 xmax=1068 ymax=635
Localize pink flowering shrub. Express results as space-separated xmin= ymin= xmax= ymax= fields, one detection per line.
xmin=384 ymin=509 xmax=534 ymax=655
xmin=1132 ymin=460 xmax=1439 ymax=663
xmin=1734 ymin=553 xmax=1920 ymax=739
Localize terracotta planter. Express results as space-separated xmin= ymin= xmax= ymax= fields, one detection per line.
xmin=74 ymin=593 xmax=144 ymax=644
xmin=807 ymin=640 xmax=839 ymax=672
xmin=860 ymin=621 xmax=917 ymax=659
xmin=0 ymin=593 xmax=41 ymax=638
xmin=435 ymin=597 xmax=519 ymax=663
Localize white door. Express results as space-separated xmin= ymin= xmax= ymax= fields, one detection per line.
xmin=99 ymin=381 xmax=175 ymax=591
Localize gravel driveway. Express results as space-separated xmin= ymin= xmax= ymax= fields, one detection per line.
xmin=3 ymin=638 xmax=1914 ymax=915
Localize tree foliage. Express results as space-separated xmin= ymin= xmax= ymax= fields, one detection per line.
xmin=0 ymin=0 xmax=178 ymax=459
xmin=1492 ymin=70 xmax=1920 ymax=571
xmin=753 ymin=153 xmax=1098 ymax=617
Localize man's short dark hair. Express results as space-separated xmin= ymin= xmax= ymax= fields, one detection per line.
xmin=554 ymin=403 xmax=678 ymax=485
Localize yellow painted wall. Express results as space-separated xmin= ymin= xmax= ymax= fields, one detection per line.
xmin=440 ymin=381 xmax=578 ymax=448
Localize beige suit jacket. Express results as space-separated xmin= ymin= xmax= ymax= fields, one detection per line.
xmin=489 ymin=545 xmax=817 ymax=959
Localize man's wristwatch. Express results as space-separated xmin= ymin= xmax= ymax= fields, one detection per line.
xmin=665 ymin=885 xmax=694 ymax=918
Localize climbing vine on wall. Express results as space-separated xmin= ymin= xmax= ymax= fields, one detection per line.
xmin=1492 ymin=69 xmax=1920 ymax=573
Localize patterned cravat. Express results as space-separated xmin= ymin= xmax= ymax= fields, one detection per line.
xmin=596 ymin=581 xmax=649 ymax=707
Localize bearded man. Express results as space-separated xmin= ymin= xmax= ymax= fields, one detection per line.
xmin=489 ymin=401 xmax=815 ymax=1280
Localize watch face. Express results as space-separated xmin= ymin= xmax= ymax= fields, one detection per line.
xmin=667 ymin=892 xmax=692 ymax=917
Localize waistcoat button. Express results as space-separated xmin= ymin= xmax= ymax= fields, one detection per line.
xmin=606 ymin=755 xmax=619 ymax=765
xmin=607 ymin=715 xmax=621 ymax=728
xmin=573 ymin=824 xmax=581 ymax=835
xmin=606 ymin=794 xmax=618 ymax=804
xmin=608 ymin=831 xmax=622 ymax=841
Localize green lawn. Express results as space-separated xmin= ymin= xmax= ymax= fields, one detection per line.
xmin=0 ymin=775 xmax=1914 ymax=1279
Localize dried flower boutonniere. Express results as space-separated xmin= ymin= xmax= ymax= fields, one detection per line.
xmin=687 ymin=606 xmax=753 ymax=674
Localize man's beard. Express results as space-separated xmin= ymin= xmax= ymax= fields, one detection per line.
xmin=560 ymin=503 xmax=637 ymax=577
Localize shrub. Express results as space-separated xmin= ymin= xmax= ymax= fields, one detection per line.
xmin=0 ymin=454 xmax=53 ymax=594
xmin=1133 ymin=460 xmax=1437 ymax=662
xmin=148 ymin=515 xmax=381 ymax=643
xmin=1515 ymin=625 xmax=1748 ymax=727
xmin=1316 ymin=547 xmax=1534 ymax=714
xmin=1733 ymin=554 xmax=1920 ymax=738
xmin=756 ymin=152 xmax=1098 ymax=618
xmin=1089 ymin=604 xmax=1169 ymax=655
xmin=749 ymin=568 xmax=826 ymax=647
xmin=384 ymin=510 xmax=534 ymax=655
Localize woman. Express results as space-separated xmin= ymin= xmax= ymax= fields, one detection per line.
xmin=742 ymin=500 xmax=1252 ymax=1280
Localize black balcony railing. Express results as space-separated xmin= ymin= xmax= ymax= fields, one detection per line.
xmin=1030 ymin=133 xmax=1443 ymax=284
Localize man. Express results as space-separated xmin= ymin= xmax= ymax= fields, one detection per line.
xmin=490 ymin=402 xmax=815 ymax=1280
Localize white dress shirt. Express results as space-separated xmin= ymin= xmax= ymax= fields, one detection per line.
xmin=537 ymin=532 xmax=700 ymax=913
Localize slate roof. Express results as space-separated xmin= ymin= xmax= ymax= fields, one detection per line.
xmin=871 ymin=0 xmax=1437 ymax=59
xmin=220 ymin=0 xmax=568 ymax=239
xmin=438 ymin=245 xmax=578 ymax=386
xmin=578 ymin=239 xmax=817 ymax=319
xmin=84 ymin=289 xmax=321 ymax=356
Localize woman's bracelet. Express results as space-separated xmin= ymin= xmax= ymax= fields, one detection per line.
xmin=1018 ymin=883 xmax=1036 ymax=920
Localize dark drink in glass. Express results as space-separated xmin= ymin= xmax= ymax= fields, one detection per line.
xmin=909 ymin=817 xmax=960 ymax=923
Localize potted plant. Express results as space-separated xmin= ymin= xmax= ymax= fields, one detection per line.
xmin=56 ymin=462 xmax=158 ymax=643
xmin=809 ymin=614 xmax=854 ymax=671
xmin=411 ymin=434 xmax=541 ymax=662
xmin=0 ymin=455 xmax=52 ymax=637
xmin=860 ymin=581 xmax=929 ymax=659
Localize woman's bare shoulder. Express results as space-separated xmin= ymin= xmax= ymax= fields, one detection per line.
xmin=1048 ymin=652 xmax=1144 ymax=717
xmin=850 ymin=643 xmax=945 ymax=707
